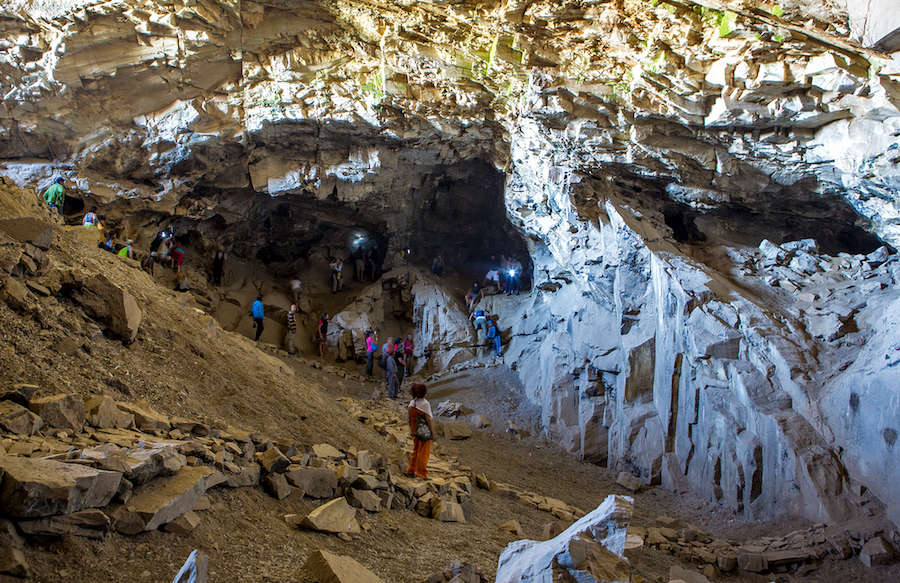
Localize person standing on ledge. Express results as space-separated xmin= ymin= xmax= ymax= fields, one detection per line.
xmin=330 ymin=257 xmax=343 ymax=293
xmin=365 ymin=330 xmax=378 ymax=379
xmin=405 ymin=383 xmax=435 ymax=479
xmin=285 ymin=304 xmax=298 ymax=355
xmin=432 ymin=253 xmax=444 ymax=277
xmin=212 ymin=247 xmax=226 ymax=285
xmin=251 ymin=294 xmax=265 ymax=342
xmin=317 ymin=313 xmax=330 ymax=358
xmin=42 ymin=177 xmax=65 ymax=215
xmin=290 ymin=278 xmax=303 ymax=304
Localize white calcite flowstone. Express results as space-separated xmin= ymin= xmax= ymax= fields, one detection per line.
xmin=496 ymin=495 xmax=633 ymax=583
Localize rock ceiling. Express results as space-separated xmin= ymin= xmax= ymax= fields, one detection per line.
xmin=2 ymin=0 xmax=900 ymax=531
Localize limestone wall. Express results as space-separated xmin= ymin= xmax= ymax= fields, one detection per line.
xmin=501 ymin=116 xmax=897 ymax=526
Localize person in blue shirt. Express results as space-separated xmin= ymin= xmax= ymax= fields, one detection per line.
xmin=251 ymin=294 xmax=265 ymax=342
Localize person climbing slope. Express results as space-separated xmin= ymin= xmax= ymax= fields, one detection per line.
xmin=251 ymin=294 xmax=265 ymax=342
xmin=42 ymin=177 xmax=65 ymax=215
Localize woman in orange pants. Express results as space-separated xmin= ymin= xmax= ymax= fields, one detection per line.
xmin=406 ymin=383 xmax=435 ymax=479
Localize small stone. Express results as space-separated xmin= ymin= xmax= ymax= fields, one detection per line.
xmin=164 ymin=510 xmax=200 ymax=535
xmin=498 ymin=519 xmax=526 ymax=537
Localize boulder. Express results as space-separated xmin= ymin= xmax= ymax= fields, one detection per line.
xmin=860 ymin=536 xmax=898 ymax=567
xmin=299 ymin=498 xmax=361 ymax=534
xmin=0 ymin=218 xmax=54 ymax=250
xmin=434 ymin=498 xmax=466 ymax=523
xmin=121 ymin=443 xmax=186 ymax=485
xmin=0 ymin=456 xmax=121 ymax=518
xmin=17 ymin=508 xmax=110 ymax=539
xmin=263 ymin=473 xmax=292 ymax=500
xmin=0 ymin=401 xmax=42 ymax=435
xmin=117 ymin=466 xmax=212 ymax=532
xmin=442 ymin=422 xmax=473 ymax=440
xmin=422 ymin=562 xmax=488 ymax=583
xmin=164 ymin=510 xmax=201 ymax=535
xmin=28 ymin=393 xmax=86 ymax=431
xmin=311 ymin=443 xmax=345 ymax=459
xmin=301 ymin=549 xmax=385 ymax=583
xmin=499 ymin=520 xmax=526 ymax=537
xmin=259 ymin=446 xmax=290 ymax=474
xmin=0 ymin=547 xmax=29 ymax=579
xmin=615 ymin=472 xmax=642 ymax=492
xmin=669 ymin=565 xmax=711 ymax=583
xmin=0 ymin=278 xmax=29 ymax=310
xmin=347 ymin=488 xmax=381 ymax=512
xmin=224 ymin=465 xmax=260 ymax=488
xmin=78 ymin=274 xmax=142 ymax=342
xmin=116 ymin=401 xmax=171 ymax=432
xmin=84 ymin=396 xmax=134 ymax=430
xmin=0 ymin=384 xmax=39 ymax=408
xmin=495 ymin=495 xmax=633 ymax=583
xmin=285 ymin=466 xmax=337 ymax=498
xmin=336 ymin=462 xmax=359 ymax=486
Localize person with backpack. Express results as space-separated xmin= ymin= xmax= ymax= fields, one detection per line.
xmin=251 ymin=294 xmax=265 ymax=342
xmin=487 ymin=316 xmax=502 ymax=357
xmin=470 ymin=309 xmax=489 ymax=344
xmin=405 ymin=383 xmax=435 ymax=479
xmin=317 ymin=313 xmax=330 ymax=358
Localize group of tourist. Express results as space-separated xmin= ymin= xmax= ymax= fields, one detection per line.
xmin=470 ymin=309 xmax=503 ymax=356
xmin=486 ymin=254 xmax=530 ymax=295
xmin=365 ymin=332 xmax=414 ymax=399
xmin=330 ymin=246 xmax=385 ymax=293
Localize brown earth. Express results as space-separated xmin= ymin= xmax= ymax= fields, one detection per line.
xmin=1 ymin=183 xmax=898 ymax=583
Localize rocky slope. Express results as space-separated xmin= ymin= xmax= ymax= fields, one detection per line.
xmin=1 ymin=0 xmax=900 ymax=537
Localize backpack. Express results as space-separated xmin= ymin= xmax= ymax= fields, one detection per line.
xmin=475 ymin=309 xmax=484 ymax=318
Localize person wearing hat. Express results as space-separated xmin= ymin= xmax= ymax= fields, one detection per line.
xmin=285 ymin=304 xmax=298 ymax=355
xmin=42 ymin=177 xmax=66 ymax=214
xmin=365 ymin=330 xmax=378 ymax=379
xmin=251 ymin=294 xmax=265 ymax=342
xmin=117 ymin=239 xmax=135 ymax=259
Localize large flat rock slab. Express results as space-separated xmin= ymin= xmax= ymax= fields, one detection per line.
xmin=0 ymin=218 xmax=54 ymax=250
xmin=299 ymin=498 xmax=361 ymax=534
xmin=0 ymin=456 xmax=122 ymax=518
xmin=122 ymin=466 xmax=213 ymax=532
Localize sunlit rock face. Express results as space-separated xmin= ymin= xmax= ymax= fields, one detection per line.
xmin=2 ymin=0 xmax=900 ymax=527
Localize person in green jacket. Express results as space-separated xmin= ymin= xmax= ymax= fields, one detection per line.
xmin=117 ymin=239 xmax=135 ymax=259
xmin=42 ymin=177 xmax=65 ymax=214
